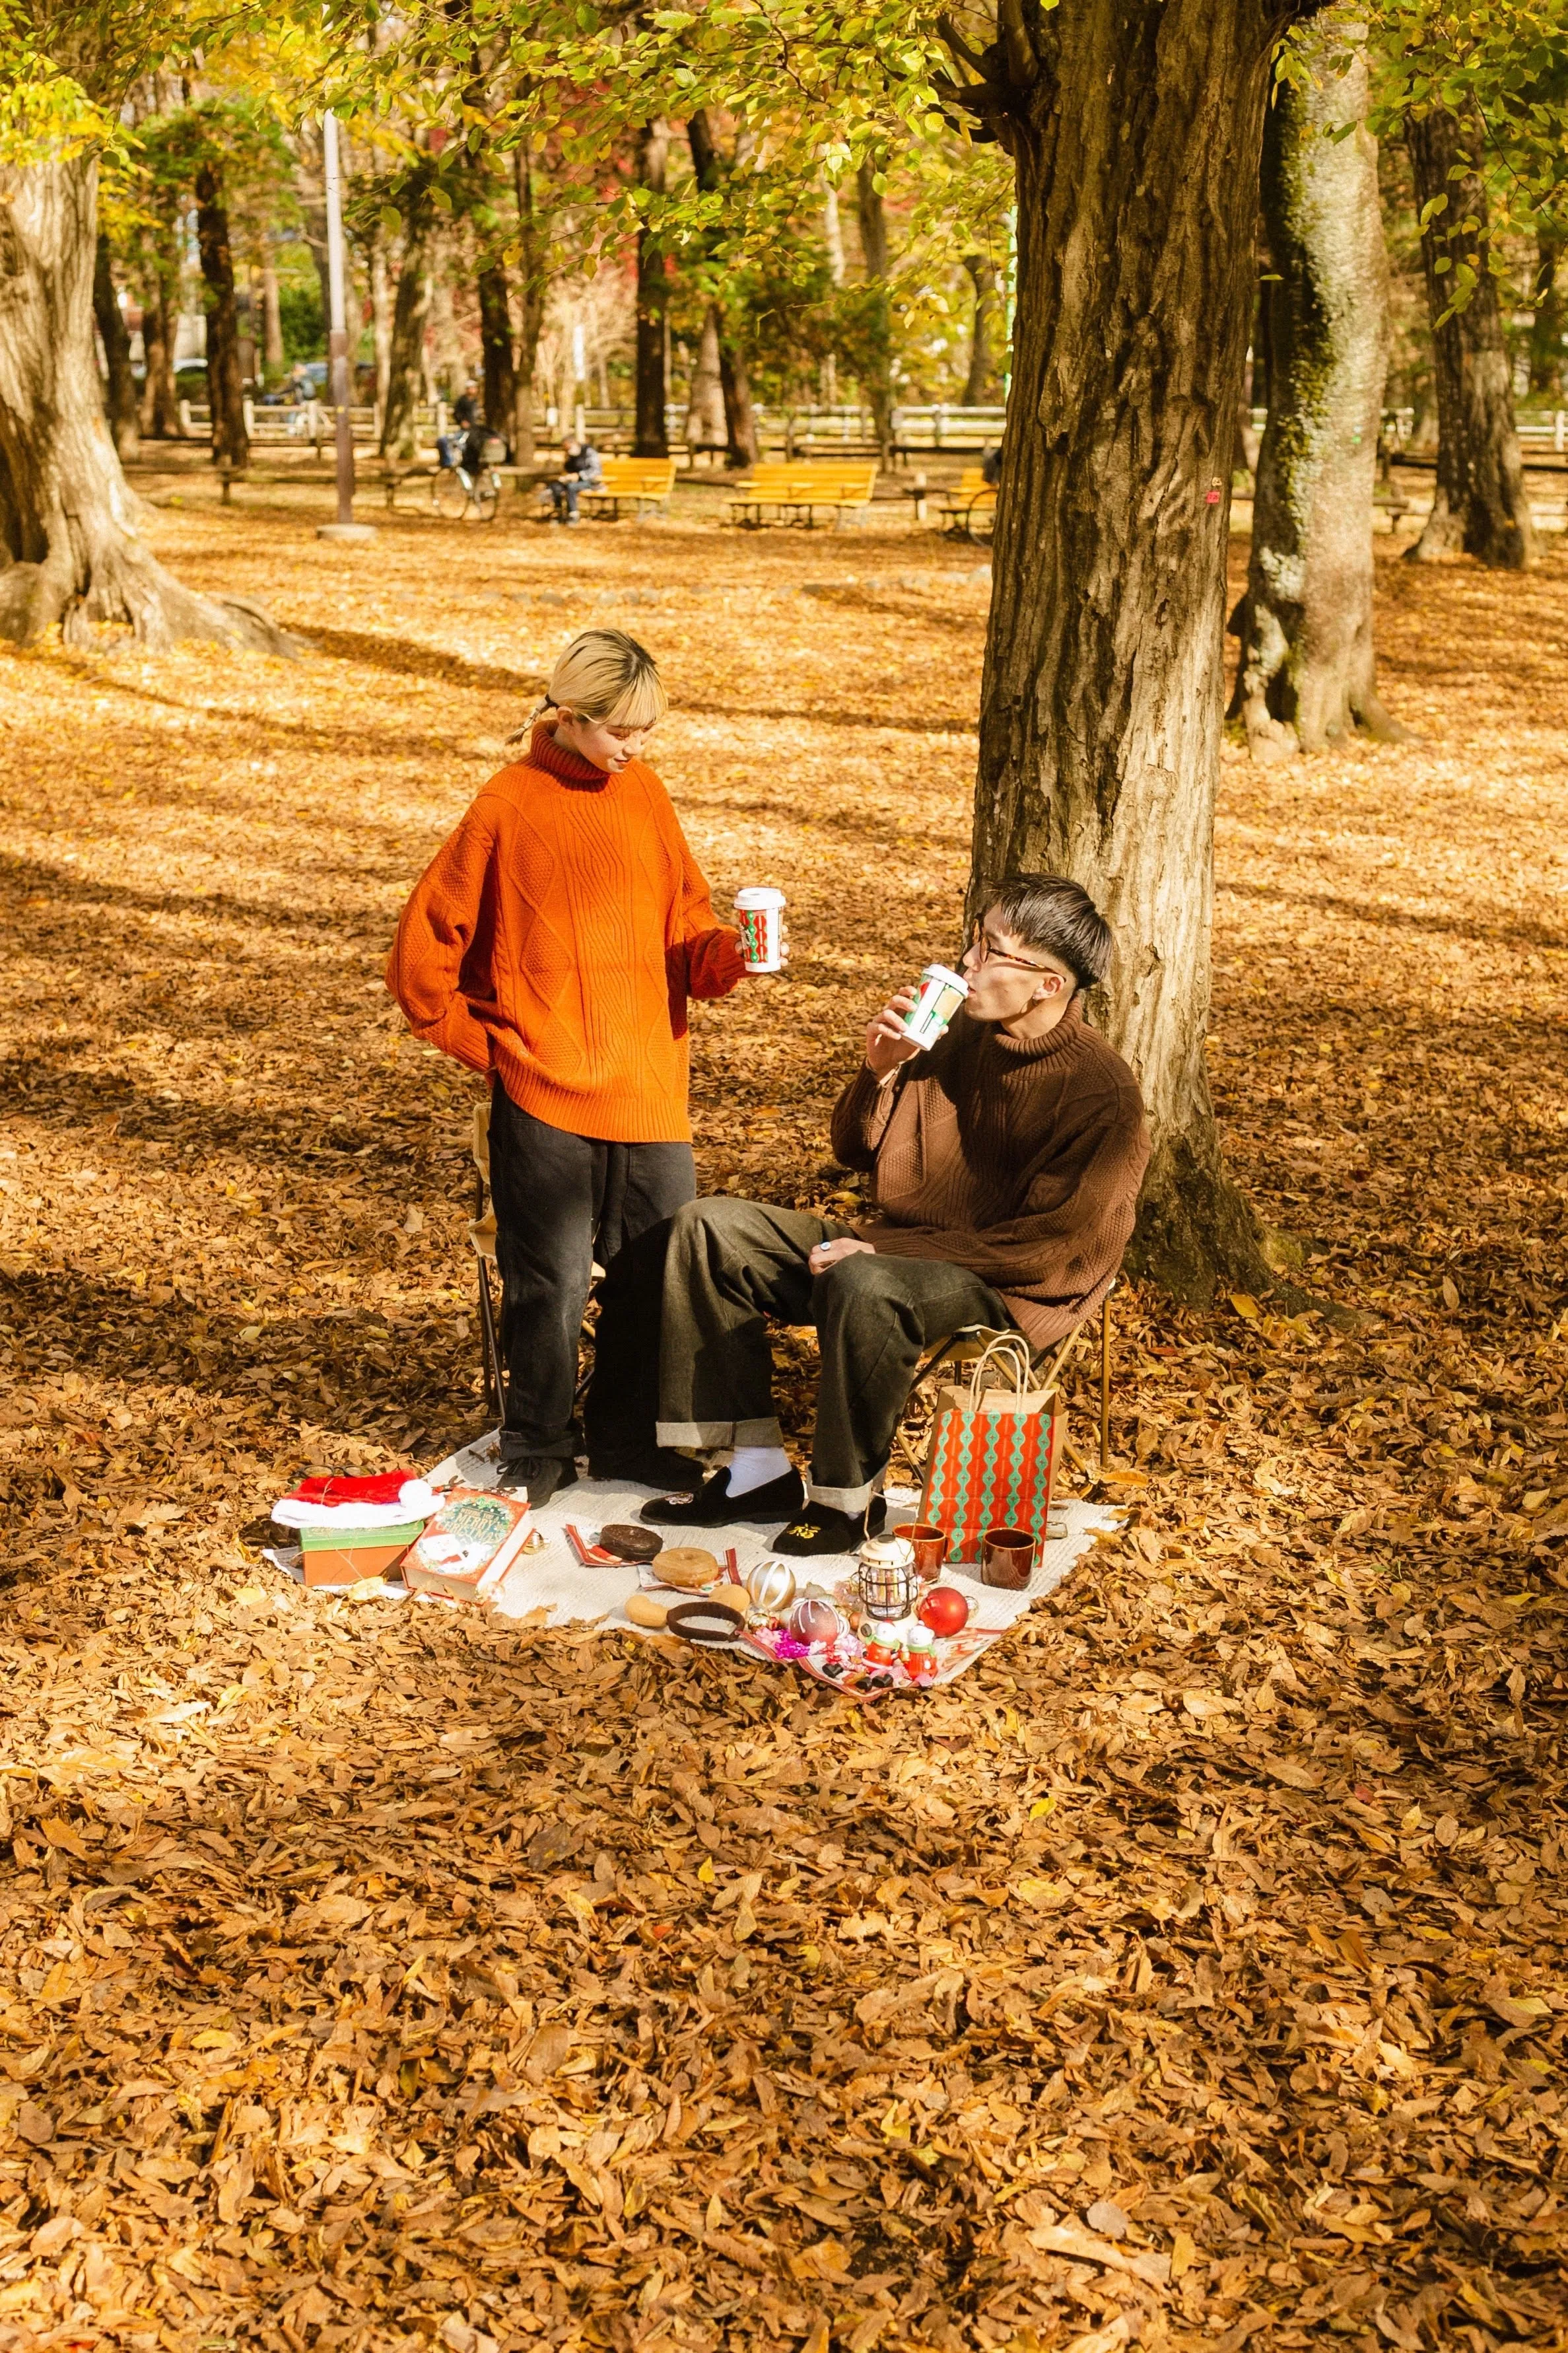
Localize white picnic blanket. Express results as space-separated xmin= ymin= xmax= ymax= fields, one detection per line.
xmin=419 ymin=1426 xmax=1119 ymax=1639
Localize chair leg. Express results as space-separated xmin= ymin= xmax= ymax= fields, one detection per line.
xmin=1099 ymin=1292 xmax=1112 ymax=1471
xmin=477 ymin=1259 xmax=505 ymax=1421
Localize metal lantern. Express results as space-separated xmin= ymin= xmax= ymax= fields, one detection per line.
xmin=856 ymin=1533 xmax=919 ymax=1623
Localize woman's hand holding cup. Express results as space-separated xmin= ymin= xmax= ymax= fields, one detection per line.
xmin=864 ymin=988 xmax=923 ymax=1077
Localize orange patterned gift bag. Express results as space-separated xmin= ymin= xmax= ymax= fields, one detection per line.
xmin=918 ymin=1334 xmax=1065 ymax=1566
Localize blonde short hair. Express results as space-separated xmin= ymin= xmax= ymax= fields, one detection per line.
xmin=544 ymin=629 xmax=667 ymax=728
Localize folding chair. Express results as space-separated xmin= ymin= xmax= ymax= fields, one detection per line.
xmin=897 ymin=1279 xmax=1118 ymax=1478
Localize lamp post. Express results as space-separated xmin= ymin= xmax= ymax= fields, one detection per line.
xmin=316 ymin=108 xmax=375 ymax=543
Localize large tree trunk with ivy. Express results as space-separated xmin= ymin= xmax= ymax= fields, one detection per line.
xmin=947 ymin=0 xmax=1305 ymax=1302
xmin=0 ymin=157 xmax=296 ymax=654
xmin=379 ymin=169 xmax=436 ymax=464
xmin=634 ymin=123 xmax=669 ymax=459
xmin=1228 ymin=33 xmax=1405 ymax=757
xmin=92 ymin=230 xmax=141 ymax=462
xmin=1406 ymin=106 xmax=1532 ymax=569
xmin=194 ymin=158 xmax=248 ymax=471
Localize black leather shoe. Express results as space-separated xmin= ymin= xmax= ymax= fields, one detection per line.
xmin=641 ymin=1465 xmax=805 ymax=1528
xmin=495 ymin=1456 xmax=577 ymax=1506
xmin=771 ymin=1494 xmax=887 ymax=1556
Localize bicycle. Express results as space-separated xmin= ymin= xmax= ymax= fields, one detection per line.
xmin=432 ymin=436 xmax=505 ymax=523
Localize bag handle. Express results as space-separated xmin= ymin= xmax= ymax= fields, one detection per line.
xmin=965 ymin=1331 xmax=1035 ymax=1407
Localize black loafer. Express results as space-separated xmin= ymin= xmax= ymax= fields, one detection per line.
xmin=641 ymin=1465 xmax=805 ymax=1528
xmin=771 ymin=1494 xmax=887 ymax=1556
xmin=495 ymin=1456 xmax=577 ymax=1506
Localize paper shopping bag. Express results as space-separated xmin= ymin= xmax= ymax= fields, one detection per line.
xmin=918 ymin=1333 xmax=1065 ymax=1565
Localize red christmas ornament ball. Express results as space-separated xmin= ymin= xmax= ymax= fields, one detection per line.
xmin=918 ymin=1585 xmax=970 ymax=1638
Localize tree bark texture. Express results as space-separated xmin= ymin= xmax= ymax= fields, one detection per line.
xmin=140 ymin=264 xmax=180 ymax=439
xmin=686 ymin=114 xmax=761 ymax=468
xmin=477 ymin=259 xmax=517 ymax=444
xmin=949 ymin=0 xmax=1299 ymax=1301
xmin=1406 ymin=106 xmax=1532 ymax=569
xmin=1528 ymin=232 xmax=1564 ymax=400
xmin=1229 ymin=35 xmax=1405 ymax=757
xmin=0 ymin=157 xmax=295 ymax=654
xmin=194 ymin=159 xmax=249 ymax=470
xmin=685 ymin=304 xmax=726 ymax=450
xmin=379 ymin=168 xmax=436 ymax=462
xmin=92 ymin=231 xmax=140 ymax=461
xmin=261 ymin=263 xmax=284 ymax=370
xmin=369 ymin=235 xmax=393 ymax=421
xmin=855 ymin=159 xmax=894 ymax=460
xmin=963 ymin=253 xmax=998 ymax=405
xmin=512 ymin=140 xmax=545 ymax=468
xmin=634 ymin=123 xmax=669 ymax=458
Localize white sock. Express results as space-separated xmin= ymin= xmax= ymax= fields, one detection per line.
xmin=726 ymin=1446 xmax=792 ymax=1498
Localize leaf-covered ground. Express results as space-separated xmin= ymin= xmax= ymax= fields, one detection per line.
xmin=1 ymin=463 xmax=1565 ymax=2353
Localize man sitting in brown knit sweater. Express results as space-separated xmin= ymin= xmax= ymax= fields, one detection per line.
xmin=584 ymin=875 xmax=1150 ymax=1555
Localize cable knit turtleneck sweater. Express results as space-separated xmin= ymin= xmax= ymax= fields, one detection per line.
xmin=829 ymin=1002 xmax=1149 ymax=1346
xmin=386 ymin=721 xmax=745 ymax=1142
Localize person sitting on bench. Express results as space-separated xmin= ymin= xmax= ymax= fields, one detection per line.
xmin=585 ymin=874 xmax=1150 ymax=1555
xmin=548 ymin=437 xmax=603 ymax=524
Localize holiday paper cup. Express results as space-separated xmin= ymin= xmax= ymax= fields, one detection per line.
xmin=734 ymin=886 xmax=786 ymax=973
xmin=902 ymin=962 xmax=969 ymax=1048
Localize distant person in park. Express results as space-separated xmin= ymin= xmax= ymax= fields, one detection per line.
xmin=386 ymin=631 xmax=756 ymax=1505
xmin=981 ymin=444 xmax=1002 ymax=486
xmin=438 ymin=379 xmax=481 ymax=470
xmin=586 ymin=876 xmax=1149 ymax=1555
xmin=547 ymin=436 xmax=603 ymax=524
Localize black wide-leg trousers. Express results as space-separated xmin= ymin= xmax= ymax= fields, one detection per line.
xmin=487 ymin=1086 xmax=694 ymax=1465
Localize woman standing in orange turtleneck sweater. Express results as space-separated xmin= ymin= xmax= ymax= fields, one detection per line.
xmin=387 ymin=629 xmax=750 ymax=1502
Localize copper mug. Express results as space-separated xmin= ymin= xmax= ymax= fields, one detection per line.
xmin=981 ymin=1526 xmax=1035 ymax=1589
xmin=892 ymin=1522 xmax=948 ymax=1583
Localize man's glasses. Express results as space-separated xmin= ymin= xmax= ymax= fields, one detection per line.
xmin=969 ymin=926 xmax=1072 ymax=985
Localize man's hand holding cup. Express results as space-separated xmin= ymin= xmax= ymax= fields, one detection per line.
xmin=864 ymin=988 xmax=924 ymax=1078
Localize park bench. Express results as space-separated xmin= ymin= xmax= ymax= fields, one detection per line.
xmin=729 ymin=462 xmax=879 ymax=528
xmin=934 ymin=467 xmax=997 ymax=542
xmin=579 ymin=456 xmax=678 ymax=520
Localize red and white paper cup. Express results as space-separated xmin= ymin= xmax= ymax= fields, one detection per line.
xmin=734 ymin=886 xmax=786 ymax=973
xmin=902 ymin=962 xmax=969 ymax=1048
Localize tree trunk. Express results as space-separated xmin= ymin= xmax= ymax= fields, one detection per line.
xmin=261 ymin=262 xmax=284 ymax=370
xmin=379 ymin=169 xmax=436 ymax=462
xmin=514 ymin=140 xmax=545 ymax=469
xmin=823 ymin=176 xmax=846 ymax=285
xmin=92 ymin=231 xmax=140 ymax=462
xmin=428 ymin=231 xmax=463 ymax=393
xmin=0 ymin=156 xmax=295 ymax=654
xmin=477 ymin=258 xmax=516 ymax=444
xmin=855 ymin=158 xmax=894 ymax=460
xmin=140 ymin=273 xmax=176 ymax=437
xmin=1228 ymin=32 xmax=1406 ymax=757
xmin=1528 ymin=232 xmax=1564 ymax=400
xmin=685 ymin=304 xmax=726 ymax=451
xmin=369 ymin=234 xmax=393 ymax=421
xmin=962 ymin=254 xmax=997 ymax=405
xmin=717 ymin=317 xmax=760 ymax=467
xmin=194 ymin=158 xmax=249 ymax=470
xmin=953 ymin=0 xmax=1300 ymax=1301
xmin=1405 ymin=106 xmax=1532 ymax=568
xmin=634 ymin=123 xmax=669 ymax=458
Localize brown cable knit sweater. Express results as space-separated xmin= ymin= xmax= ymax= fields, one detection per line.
xmin=828 ymin=1002 xmax=1149 ymax=1347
